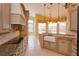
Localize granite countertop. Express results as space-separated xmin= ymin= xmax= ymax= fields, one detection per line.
xmin=0 ymin=31 xmax=20 ymax=45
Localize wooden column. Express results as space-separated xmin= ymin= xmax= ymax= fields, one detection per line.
xmin=46 ymin=21 xmax=48 ymax=35
xmin=36 ymin=19 xmax=38 ymax=36
xmin=57 ymin=22 xmax=59 ymax=34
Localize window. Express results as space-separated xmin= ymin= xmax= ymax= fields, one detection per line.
xmin=48 ymin=22 xmax=57 ymax=34
xmin=59 ymin=22 xmax=66 ymax=34
xmin=38 ymin=23 xmax=46 ymax=34
xmin=48 ymin=22 xmax=66 ymax=34
xmin=38 ymin=22 xmax=66 ymax=34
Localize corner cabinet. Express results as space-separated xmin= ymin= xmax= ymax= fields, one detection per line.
xmin=0 ymin=4 xmax=11 ymax=34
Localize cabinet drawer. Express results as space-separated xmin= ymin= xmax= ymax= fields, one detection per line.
xmin=43 ymin=41 xmax=50 ymax=49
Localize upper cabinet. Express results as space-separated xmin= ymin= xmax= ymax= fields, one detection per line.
xmin=0 ymin=4 xmax=11 ymax=34
xmin=70 ymin=9 xmax=77 ymax=31
xmin=11 ymin=4 xmax=23 ymax=15
xmin=11 ymin=4 xmax=26 ymax=26
xmin=0 ymin=3 xmax=29 ymax=34
xmin=67 ymin=4 xmax=78 ymax=32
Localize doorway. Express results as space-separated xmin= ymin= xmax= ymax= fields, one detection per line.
xmin=28 ymin=20 xmax=34 ymax=35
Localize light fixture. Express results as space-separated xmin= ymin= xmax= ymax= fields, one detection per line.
xmin=57 ymin=3 xmax=60 ymax=23
xmin=64 ymin=3 xmax=70 ymax=9
xmin=64 ymin=3 xmax=77 ymax=12
xmin=43 ymin=3 xmax=53 ymax=23
xmin=49 ymin=3 xmax=53 ymax=22
xmin=44 ymin=4 xmax=46 ymax=22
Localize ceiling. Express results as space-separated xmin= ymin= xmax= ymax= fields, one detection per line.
xmin=24 ymin=3 xmax=67 ymax=19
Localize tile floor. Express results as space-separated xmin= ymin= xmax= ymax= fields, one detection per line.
xmin=26 ymin=34 xmax=63 ymax=56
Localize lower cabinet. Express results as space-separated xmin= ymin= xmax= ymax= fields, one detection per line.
xmin=50 ymin=42 xmax=57 ymax=51
xmin=39 ymin=35 xmax=45 ymax=48
xmin=43 ymin=41 xmax=57 ymax=51
xmin=42 ymin=36 xmax=74 ymax=56
xmin=57 ymin=39 xmax=71 ymax=55
xmin=43 ymin=41 xmax=50 ymax=49
xmin=71 ymin=45 xmax=77 ymax=56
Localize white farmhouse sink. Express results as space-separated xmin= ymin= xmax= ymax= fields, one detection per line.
xmin=44 ymin=36 xmax=56 ymax=42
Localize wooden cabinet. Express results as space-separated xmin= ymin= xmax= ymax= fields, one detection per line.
xmin=39 ymin=34 xmax=44 ymax=48
xmin=11 ymin=4 xmax=27 ymax=26
xmin=43 ymin=41 xmax=50 ymax=49
xmin=50 ymin=42 xmax=57 ymax=51
xmin=43 ymin=40 xmax=57 ymax=51
xmin=40 ymin=34 xmax=74 ymax=55
xmin=0 ymin=4 xmax=11 ymax=34
xmin=72 ymin=45 xmax=77 ymax=56
xmin=57 ymin=39 xmax=71 ymax=55
xmin=71 ymin=38 xmax=77 ymax=56
xmin=0 ymin=4 xmax=3 ymax=33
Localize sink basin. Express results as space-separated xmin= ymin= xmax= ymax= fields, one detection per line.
xmin=44 ymin=36 xmax=56 ymax=42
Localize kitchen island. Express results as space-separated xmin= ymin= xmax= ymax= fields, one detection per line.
xmin=39 ymin=34 xmax=77 ymax=56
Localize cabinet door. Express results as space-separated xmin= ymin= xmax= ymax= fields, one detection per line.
xmin=43 ymin=41 xmax=50 ymax=49
xmin=58 ymin=39 xmax=69 ymax=55
xmin=0 ymin=4 xmax=3 ymax=33
xmin=72 ymin=45 xmax=77 ymax=56
xmin=2 ymin=4 xmax=11 ymax=33
xmin=50 ymin=42 xmax=57 ymax=51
